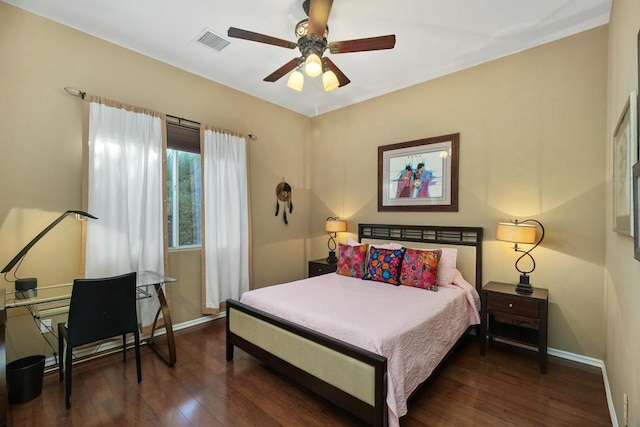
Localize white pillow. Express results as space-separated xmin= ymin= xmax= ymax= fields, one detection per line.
xmin=373 ymin=243 xmax=403 ymax=250
xmin=346 ymin=237 xmax=362 ymax=246
xmin=347 ymin=238 xmax=402 ymax=250
xmin=437 ymin=248 xmax=458 ymax=285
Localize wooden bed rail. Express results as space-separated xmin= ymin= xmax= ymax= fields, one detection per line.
xmin=226 ymin=299 xmax=388 ymax=426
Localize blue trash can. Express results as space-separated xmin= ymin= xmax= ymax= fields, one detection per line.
xmin=6 ymin=355 xmax=45 ymax=404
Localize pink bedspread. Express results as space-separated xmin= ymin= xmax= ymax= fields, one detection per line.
xmin=240 ymin=270 xmax=480 ymax=427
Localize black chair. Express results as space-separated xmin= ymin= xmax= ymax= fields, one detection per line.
xmin=58 ymin=272 xmax=141 ymax=409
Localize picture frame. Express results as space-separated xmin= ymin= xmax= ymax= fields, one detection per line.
xmin=613 ymin=90 xmax=638 ymax=236
xmin=633 ymin=162 xmax=640 ymax=260
xmin=378 ymin=133 xmax=459 ymax=212
xmin=634 ymin=29 xmax=640 ymax=260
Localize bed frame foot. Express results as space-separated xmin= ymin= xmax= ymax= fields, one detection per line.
xmin=226 ymin=343 xmax=234 ymax=361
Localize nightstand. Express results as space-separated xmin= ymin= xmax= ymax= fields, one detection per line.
xmin=480 ymin=281 xmax=549 ymax=373
xmin=308 ymin=258 xmax=338 ymax=278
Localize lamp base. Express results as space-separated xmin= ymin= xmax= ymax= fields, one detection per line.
xmin=15 ymin=278 xmax=37 ymax=300
xmin=326 ymin=251 xmax=338 ymax=264
xmin=515 ymin=274 xmax=533 ymax=294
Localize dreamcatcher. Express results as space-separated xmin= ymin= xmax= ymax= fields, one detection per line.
xmin=275 ymin=178 xmax=293 ymax=224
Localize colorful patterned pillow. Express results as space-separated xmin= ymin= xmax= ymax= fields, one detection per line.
xmin=400 ymin=248 xmax=442 ymax=291
xmin=363 ymin=246 xmax=405 ymax=285
xmin=337 ymin=243 xmax=368 ymax=278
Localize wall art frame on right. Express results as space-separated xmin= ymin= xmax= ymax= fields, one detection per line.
xmin=633 ymin=162 xmax=640 ymax=260
xmin=613 ymin=90 xmax=638 ymax=236
xmin=634 ymin=29 xmax=640 ymax=259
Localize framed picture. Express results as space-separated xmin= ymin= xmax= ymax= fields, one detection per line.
xmin=613 ymin=90 xmax=638 ymax=235
xmin=378 ymin=133 xmax=459 ymax=212
xmin=634 ymin=30 xmax=640 ymax=260
xmin=633 ymin=162 xmax=640 ymax=260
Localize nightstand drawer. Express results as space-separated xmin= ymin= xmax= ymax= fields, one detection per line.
xmin=486 ymin=293 xmax=538 ymax=318
xmin=308 ymin=259 xmax=338 ymax=278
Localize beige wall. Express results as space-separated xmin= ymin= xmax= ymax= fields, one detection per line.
xmin=0 ymin=3 xmax=310 ymax=361
xmin=311 ymin=27 xmax=609 ymax=360
xmin=606 ymin=0 xmax=640 ymax=425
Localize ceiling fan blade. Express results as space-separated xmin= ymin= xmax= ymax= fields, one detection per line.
xmin=263 ymin=58 xmax=301 ymax=82
xmin=307 ymin=0 xmax=333 ymax=40
xmin=328 ymin=35 xmax=396 ymax=54
xmin=323 ymin=58 xmax=350 ymax=87
xmin=228 ymin=27 xmax=297 ymax=49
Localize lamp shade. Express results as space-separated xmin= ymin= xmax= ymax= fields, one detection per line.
xmin=304 ymin=53 xmax=323 ymax=77
xmin=322 ymin=70 xmax=339 ymax=91
xmin=287 ymin=69 xmax=304 ymax=91
xmin=325 ymin=219 xmax=347 ymax=233
xmin=496 ymin=222 xmax=536 ymax=244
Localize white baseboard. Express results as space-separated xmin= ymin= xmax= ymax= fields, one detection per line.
xmin=156 ymin=312 xmax=226 ymax=335
xmin=600 ymin=363 xmax=619 ymax=427
xmin=44 ymin=313 xmax=225 ymax=371
xmin=547 ymin=347 xmax=602 ymax=367
xmin=548 ymin=348 xmax=617 ymax=426
xmin=492 ymin=339 xmax=617 ymax=427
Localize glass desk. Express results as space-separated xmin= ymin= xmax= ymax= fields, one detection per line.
xmin=3 ymin=271 xmax=177 ymax=366
xmin=0 ymin=271 xmax=177 ymax=426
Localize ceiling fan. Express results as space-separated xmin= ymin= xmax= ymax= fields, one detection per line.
xmin=227 ymin=0 xmax=396 ymax=92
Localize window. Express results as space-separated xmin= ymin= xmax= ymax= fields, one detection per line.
xmin=167 ymin=121 xmax=201 ymax=248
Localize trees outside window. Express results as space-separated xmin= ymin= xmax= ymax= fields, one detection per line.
xmin=167 ymin=149 xmax=201 ymax=248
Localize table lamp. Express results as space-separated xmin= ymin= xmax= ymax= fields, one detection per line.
xmin=1 ymin=210 xmax=97 ymax=298
xmin=325 ymin=217 xmax=347 ymax=264
xmin=496 ymin=219 xmax=545 ymax=294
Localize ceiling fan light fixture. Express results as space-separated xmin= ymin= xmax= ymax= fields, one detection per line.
xmin=304 ymin=53 xmax=323 ymax=77
xmin=322 ymin=69 xmax=339 ymax=91
xmin=287 ymin=68 xmax=304 ymax=91
xmin=227 ymin=0 xmax=395 ymax=92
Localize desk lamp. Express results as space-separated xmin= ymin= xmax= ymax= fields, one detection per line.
xmin=496 ymin=219 xmax=545 ymax=294
xmin=325 ymin=217 xmax=347 ymax=264
xmin=1 ymin=210 xmax=97 ymax=298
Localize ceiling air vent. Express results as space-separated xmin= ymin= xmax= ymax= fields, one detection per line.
xmin=194 ymin=28 xmax=231 ymax=52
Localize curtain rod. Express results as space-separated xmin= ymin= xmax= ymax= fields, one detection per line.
xmin=167 ymin=114 xmax=200 ymax=125
xmin=167 ymin=114 xmax=200 ymax=130
xmin=64 ymin=87 xmax=257 ymax=140
xmin=64 ymin=87 xmax=86 ymax=99
xmin=167 ymin=115 xmax=257 ymax=140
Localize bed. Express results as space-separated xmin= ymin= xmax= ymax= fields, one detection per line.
xmin=226 ymin=223 xmax=483 ymax=426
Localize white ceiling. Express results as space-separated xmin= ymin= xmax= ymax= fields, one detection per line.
xmin=5 ymin=0 xmax=611 ymax=117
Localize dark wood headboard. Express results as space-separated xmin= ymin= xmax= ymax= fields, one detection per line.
xmin=358 ymin=223 xmax=484 ymax=292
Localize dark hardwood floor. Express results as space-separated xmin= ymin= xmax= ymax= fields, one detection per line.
xmin=9 ymin=318 xmax=611 ymax=426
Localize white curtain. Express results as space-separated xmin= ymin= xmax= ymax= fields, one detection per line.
xmin=202 ymin=128 xmax=249 ymax=310
xmin=84 ymin=97 xmax=165 ymax=327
